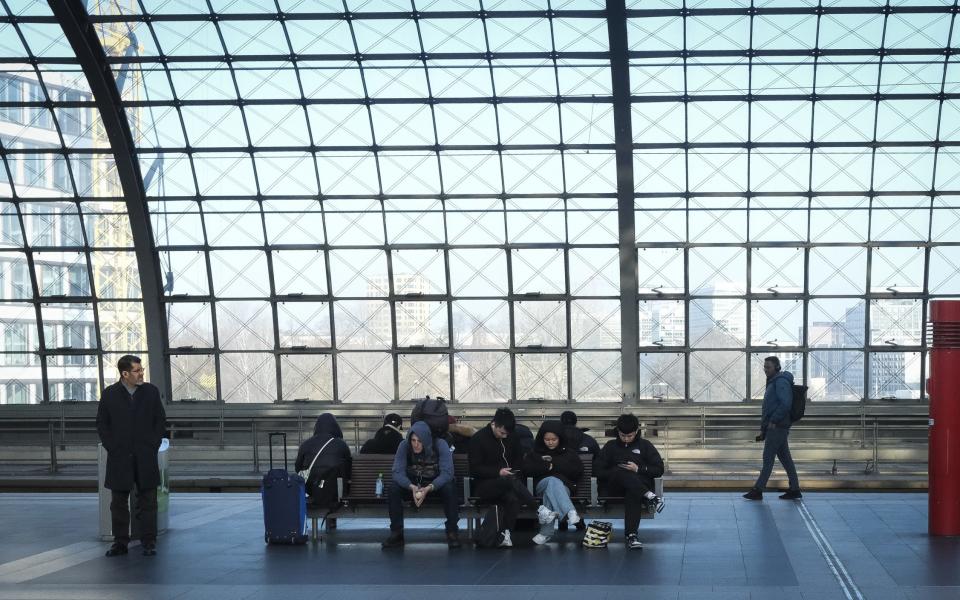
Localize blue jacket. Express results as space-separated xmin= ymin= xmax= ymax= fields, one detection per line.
xmin=391 ymin=421 xmax=454 ymax=490
xmin=762 ymin=370 xmax=794 ymax=429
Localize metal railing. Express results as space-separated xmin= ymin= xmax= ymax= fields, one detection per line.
xmin=0 ymin=405 xmax=929 ymax=477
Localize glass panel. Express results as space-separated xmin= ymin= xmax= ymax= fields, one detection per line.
xmin=337 ymin=352 xmax=393 ymax=403
xmin=572 ymin=352 xmax=620 ymax=401
xmin=639 ymin=300 xmax=685 ymax=347
xmin=514 ymin=301 xmax=567 ymax=347
xmin=809 ymin=350 xmax=863 ymax=401
xmin=690 ymin=351 xmax=745 ymax=403
xmin=638 ymin=353 xmax=684 ymax=400
xmin=398 ymin=353 xmax=451 ymax=400
xmin=220 ymin=352 xmax=276 ymax=403
xmin=869 ymin=352 xmax=921 ymax=400
xmin=516 ymin=353 xmax=567 ymax=401
xmin=170 ymin=354 xmax=217 ymax=402
xmin=166 ymin=302 xmax=214 ymax=349
xmin=454 ymin=351 xmax=510 ymax=403
xmin=281 ymin=354 xmax=333 ymax=402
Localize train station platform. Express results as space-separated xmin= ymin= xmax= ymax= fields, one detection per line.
xmin=0 ymin=492 xmax=956 ymax=600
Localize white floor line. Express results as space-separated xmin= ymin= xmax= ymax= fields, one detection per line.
xmin=0 ymin=499 xmax=259 ymax=584
xmin=797 ymin=500 xmax=864 ymax=600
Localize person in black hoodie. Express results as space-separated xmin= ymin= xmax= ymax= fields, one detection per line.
xmin=594 ymin=414 xmax=665 ymax=550
xmin=522 ymin=421 xmax=583 ymax=545
xmin=360 ymin=413 xmax=403 ymax=455
xmin=560 ymin=410 xmax=601 ymax=457
xmin=295 ymin=413 xmax=352 ymax=509
xmin=468 ymin=408 xmax=543 ymax=547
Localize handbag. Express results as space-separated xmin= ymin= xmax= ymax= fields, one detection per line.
xmin=582 ymin=520 xmax=613 ymax=548
xmin=297 ymin=438 xmax=334 ymax=483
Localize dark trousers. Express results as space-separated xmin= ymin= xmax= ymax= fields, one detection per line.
xmin=605 ymin=471 xmax=655 ymax=536
xmin=474 ymin=476 xmax=537 ymax=532
xmin=754 ymin=426 xmax=800 ymax=492
xmin=110 ymin=486 xmax=158 ymax=545
xmin=388 ymin=481 xmax=460 ymax=533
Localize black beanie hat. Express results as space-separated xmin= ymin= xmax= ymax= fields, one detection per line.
xmin=560 ymin=410 xmax=577 ymax=426
xmin=384 ymin=413 xmax=402 ymax=429
xmin=492 ymin=407 xmax=516 ymax=432
xmin=616 ymin=413 xmax=640 ymax=434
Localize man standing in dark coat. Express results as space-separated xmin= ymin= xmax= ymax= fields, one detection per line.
xmin=96 ymin=355 xmax=166 ymax=557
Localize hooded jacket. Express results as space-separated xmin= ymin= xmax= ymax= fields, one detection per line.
xmin=594 ymin=432 xmax=664 ymax=484
xmin=391 ymin=421 xmax=454 ymax=490
xmin=563 ymin=425 xmax=601 ymax=457
xmin=468 ymin=423 xmax=525 ymax=481
xmin=762 ymin=370 xmax=795 ymax=429
xmin=294 ymin=413 xmax=352 ymax=484
xmin=521 ymin=421 xmax=583 ymax=490
xmin=360 ymin=424 xmax=403 ymax=455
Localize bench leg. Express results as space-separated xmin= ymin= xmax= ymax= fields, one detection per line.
xmin=311 ymin=517 xmax=319 ymax=543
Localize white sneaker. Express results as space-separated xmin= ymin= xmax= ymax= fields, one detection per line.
xmin=498 ymin=529 xmax=513 ymax=548
xmin=566 ymin=510 xmax=581 ymax=526
xmin=532 ymin=533 xmax=551 ymax=545
xmin=537 ymin=505 xmax=556 ymax=525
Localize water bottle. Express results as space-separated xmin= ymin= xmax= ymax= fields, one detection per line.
xmin=375 ymin=473 xmax=384 ymax=498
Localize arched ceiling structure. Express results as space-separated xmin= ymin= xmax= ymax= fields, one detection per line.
xmin=0 ymin=0 xmax=957 ymax=405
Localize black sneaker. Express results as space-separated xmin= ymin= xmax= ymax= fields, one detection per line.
xmin=779 ymin=490 xmax=802 ymax=500
xmin=381 ymin=532 xmax=404 ymax=549
xmin=141 ymin=543 xmax=156 ymax=556
xmin=743 ymin=488 xmax=763 ymax=500
xmin=446 ymin=530 xmax=461 ymax=549
xmin=625 ymin=534 xmax=643 ymax=550
xmin=105 ymin=543 xmax=128 ymax=557
xmin=650 ymin=495 xmax=665 ymax=513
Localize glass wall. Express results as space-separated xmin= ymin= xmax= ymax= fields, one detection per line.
xmin=0 ymin=1 xmax=955 ymax=404
xmin=0 ymin=1 xmax=146 ymax=405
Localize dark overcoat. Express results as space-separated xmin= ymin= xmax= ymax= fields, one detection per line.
xmin=96 ymin=381 xmax=166 ymax=491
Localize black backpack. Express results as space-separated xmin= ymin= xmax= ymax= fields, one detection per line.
xmin=410 ymin=396 xmax=449 ymax=436
xmin=473 ymin=504 xmax=501 ymax=548
xmin=790 ymin=384 xmax=808 ymax=423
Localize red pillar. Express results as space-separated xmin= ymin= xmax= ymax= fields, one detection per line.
xmin=928 ymin=300 xmax=960 ymax=536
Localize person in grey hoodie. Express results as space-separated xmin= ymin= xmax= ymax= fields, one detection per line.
xmin=382 ymin=421 xmax=461 ymax=549
xmin=744 ymin=356 xmax=802 ymax=500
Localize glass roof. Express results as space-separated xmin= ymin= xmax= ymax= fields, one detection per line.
xmin=0 ymin=0 xmax=957 ymax=404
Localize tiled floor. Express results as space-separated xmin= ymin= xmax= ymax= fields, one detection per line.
xmin=0 ymin=492 xmax=956 ymax=599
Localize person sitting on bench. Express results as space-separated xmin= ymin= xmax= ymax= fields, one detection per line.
xmin=594 ymin=414 xmax=665 ymax=550
xmin=522 ymin=420 xmax=583 ymax=545
xmin=468 ymin=408 xmax=543 ymax=548
xmin=295 ymin=413 xmax=352 ymax=510
xmin=360 ymin=413 xmax=403 ymax=455
xmin=382 ymin=421 xmax=461 ymax=549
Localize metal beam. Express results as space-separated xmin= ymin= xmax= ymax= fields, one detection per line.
xmin=49 ymin=0 xmax=169 ymax=400
xmin=607 ymin=0 xmax=639 ymax=403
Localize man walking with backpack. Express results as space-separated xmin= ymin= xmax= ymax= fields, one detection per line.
xmin=744 ymin=356 xmax=802 ymax=500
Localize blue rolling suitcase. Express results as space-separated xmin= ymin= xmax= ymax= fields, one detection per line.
xmin=261 ymin=432 xmax=308 ymax=545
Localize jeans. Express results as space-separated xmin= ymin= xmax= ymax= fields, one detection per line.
xmin=474 ymin=476 xmax=537 ymax=532
xmin=604 ymin=470 xmax=654 ymax=536
xmin=754 ymin=426 xmax=800 ymax=492
xmin=387 ymin=480 xmax=460 ymax=533
xmin=535 ymin=477 xmax=575 ymax=537
xmin=110 ymin=486 xmax=158 ymax=545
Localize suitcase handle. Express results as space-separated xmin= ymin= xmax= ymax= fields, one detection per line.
xmin=268 ymin=432 xmax=287 ymax=471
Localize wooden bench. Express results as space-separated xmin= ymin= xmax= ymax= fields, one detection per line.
xmin=307 ymin=453 xmax=663 ymax=542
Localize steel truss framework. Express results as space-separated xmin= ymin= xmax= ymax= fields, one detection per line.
xmin=0 ymin=0 xmax=957 ymax=404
